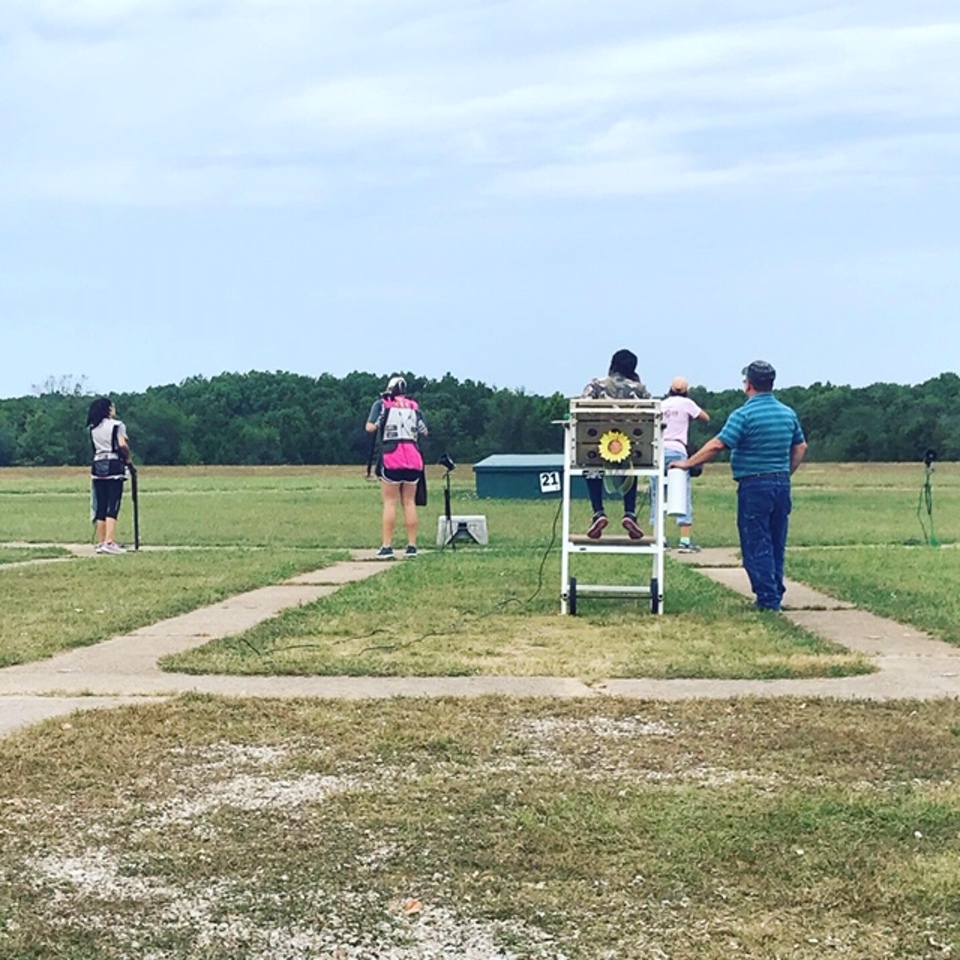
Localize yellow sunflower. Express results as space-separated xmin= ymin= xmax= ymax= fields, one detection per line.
xmin=598 ymin=430 xmax=631 ymax=463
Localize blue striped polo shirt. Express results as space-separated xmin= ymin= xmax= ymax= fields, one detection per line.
xmin=716 ymin=393 xmax=805 ymax=480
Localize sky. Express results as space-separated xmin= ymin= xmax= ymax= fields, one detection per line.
xmin=2 ymin=0 xmax=958 ymax=400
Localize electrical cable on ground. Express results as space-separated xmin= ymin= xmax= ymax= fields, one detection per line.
xmin=244 ymin=469 xmax=649 ymax=661
xmin=246 ymin=494 xmax=567 ymax=660
xmin=356 ymin=494 xmax=566 ymax=654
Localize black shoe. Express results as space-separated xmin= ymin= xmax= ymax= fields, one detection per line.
xmin=586 ymin=513 xmax=608 ymax=539
xmin=621 ymin=515 xmax=644 ymax=540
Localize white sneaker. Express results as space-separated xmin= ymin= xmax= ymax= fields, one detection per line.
xmin=101 ymin=541 xmax=126 ymax=555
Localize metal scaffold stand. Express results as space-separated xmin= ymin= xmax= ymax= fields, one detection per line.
xmin=560 ymin=397 xmax=666 ymax=615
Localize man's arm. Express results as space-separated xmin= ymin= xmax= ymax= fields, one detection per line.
xmin=790 ymin=441 xmax=808 ymax=474
xmin=672 ymin=436 xmax=726 ymax=471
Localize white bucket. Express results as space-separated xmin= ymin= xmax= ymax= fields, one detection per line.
xmin=666 ymin=468 xmax=690 ymax=516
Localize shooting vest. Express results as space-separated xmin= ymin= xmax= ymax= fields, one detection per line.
xmin=90 ymin=422 xmax=127 ymax=479
xmin=381 ymin=397 xmax=424 ymax=470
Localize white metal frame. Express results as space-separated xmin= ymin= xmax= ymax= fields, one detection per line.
xmin=559 ymin=397 xmax=666 ymax=615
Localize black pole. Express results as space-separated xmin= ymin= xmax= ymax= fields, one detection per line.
xmin=365 ymin=429 xmax=378 ymax=479
xmin=128 ymin=463 xmax=140 ymax=551
xmin=443 ymin=469 xmax=454 ymax=550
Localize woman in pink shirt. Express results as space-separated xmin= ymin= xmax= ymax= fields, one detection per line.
xmin=366 ymin=376 xmax=428 ymax=559
xmin=652 ymin=376 xmax=710 ymax=551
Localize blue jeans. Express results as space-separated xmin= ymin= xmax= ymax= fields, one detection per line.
xmin=736 ymin=475 xmax=791 ymax=611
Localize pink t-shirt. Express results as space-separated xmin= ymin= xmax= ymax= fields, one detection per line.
xmin=661 ymin=395 xmax=703 ymax=453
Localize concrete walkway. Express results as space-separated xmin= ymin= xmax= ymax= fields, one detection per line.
xmin=1 ymin=546 xmax=958 ymax=737
xmin=601 ymin=548 xmax=960 ymax=701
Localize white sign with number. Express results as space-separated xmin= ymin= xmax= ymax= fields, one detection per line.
xmin=539 ymin=470 xmax=561 ymax=494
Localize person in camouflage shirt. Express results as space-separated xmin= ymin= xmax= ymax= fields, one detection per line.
xmin=580 ymin=349 xmax=650 ymax=539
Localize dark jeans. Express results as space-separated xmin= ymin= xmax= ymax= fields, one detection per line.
xmin=586 ymin=476 xmax=638 ymax=516
xmin=736 ymin=474 xmax=791 ymax=610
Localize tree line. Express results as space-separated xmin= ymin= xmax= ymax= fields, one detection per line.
xmin=0 ymin=370 xmax=956 ymax=467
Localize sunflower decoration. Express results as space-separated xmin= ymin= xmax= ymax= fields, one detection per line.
xmin=598 ymin=429 xmax=632 ymax=463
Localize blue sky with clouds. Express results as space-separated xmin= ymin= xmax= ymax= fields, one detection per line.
xmin=2 ymin=0 xmax=958 ymax=399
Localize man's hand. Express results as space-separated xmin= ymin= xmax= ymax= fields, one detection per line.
xmin=671 ymin=437 xmax=726 ymax=472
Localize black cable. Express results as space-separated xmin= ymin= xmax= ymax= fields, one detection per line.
xmin=237 ymin=627 xmax=389 ymax=659
xmin=358 ymin=495 xmax=564 ymax=653
xmin=243 ymin=493 xmax=564 ymax=660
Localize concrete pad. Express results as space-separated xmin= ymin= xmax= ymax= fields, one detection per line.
xmin=597 ymin=676 xmax=879 ymax=700
xmin=697 ymin=566 xmax=754 ymax=598
xmin=3 ymin=545 xmax=960 ymax=741
xmin=597 ymin=671 xmax=960 ymax=701
xmin=154 ymin=675 xmax=597 ymax=699
xmin=0 ymin=584 xmax=340 ymax=686
xmin=0 ymin=674 xmax=596 ymax=700
xmin=351 ymin=549 xmax=423 ymax=562
xmin=0 ymin=696 xmax=159 ymax=736
xmin=671 ymin=547 xmax=741 ymax=567
xmin=781 ymin=582 xmax=856 ymax=610
xmin=289 ymin=563 xmax=390 ymax=585
xmin=873 ymin=658 xmax=960 ymax=698
xmin=786 ymin=609 xmax=960 ymax=657
xmin=696 ymin=568 xmax=853 ymax=611
xmin=69 ymin=544 xmax=98 ymax=558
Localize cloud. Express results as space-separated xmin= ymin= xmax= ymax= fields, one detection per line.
xmin=1 ymin=2 xmax=958 ymax=205
xmin=494 ymin=132 xmax=960 ymax=200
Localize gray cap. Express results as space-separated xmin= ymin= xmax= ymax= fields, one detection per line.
xmin=742 ymin=360 xmax=776 ymax=386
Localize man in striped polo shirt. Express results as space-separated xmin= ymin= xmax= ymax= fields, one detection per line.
xmin=671 ymin=361 xmax=807 ymax=611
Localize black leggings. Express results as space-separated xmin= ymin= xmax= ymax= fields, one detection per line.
xmin=586 ymin=476 xmax=638 ymax=516
xmin=92 ymin=479 xmax=124 ymax=521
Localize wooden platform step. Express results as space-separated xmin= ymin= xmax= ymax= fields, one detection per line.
xmin=568 ymin=535 xmax=656 ymax=546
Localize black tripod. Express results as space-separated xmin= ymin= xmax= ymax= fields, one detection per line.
xmin=439 ymin=454 xmax=480 ymax=549
xmin=918 ymin=448 xmax=939 ymax=547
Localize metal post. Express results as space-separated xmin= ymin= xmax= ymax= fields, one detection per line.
xmin=128 ymin=463 xmax=140 ymax=551
xmin=560 ymin=415 xmax=573 ymax=613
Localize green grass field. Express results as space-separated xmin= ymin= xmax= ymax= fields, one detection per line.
xmin=0 ymin=461 xmax=956 ymax=549
xmin=1 ymin=462 xmax=957 ymax=675
xmin=1 ymin=463 xmax=959 ymax=957
xmin=2 ymin=695 xmax=959 ymax=959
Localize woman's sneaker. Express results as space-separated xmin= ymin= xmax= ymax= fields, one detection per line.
xmin=621 ymin=515 xmax=644 ymax=540
xmin=586 ymin=513 xmax=608 ymax=539
xmin=100 ymin=541 xmax=126 ymax=555
xmin=404 ymin=545 xmax=417 ymax=557
xmin=375 ymin=546 xmax=394 ymax=560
